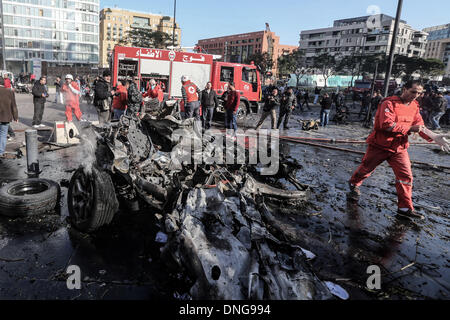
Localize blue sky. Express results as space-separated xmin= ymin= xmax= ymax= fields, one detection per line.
xmin=101 ymin=0 xmax=450 ymax=47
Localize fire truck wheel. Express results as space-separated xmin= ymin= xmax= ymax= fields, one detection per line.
xmin=68 ymin=166 xmax=119 ymax=233
xmin=237 ymin=101 xmax=247 ymax=120
xmin=0 ymin=179 xmax=61 ymax=217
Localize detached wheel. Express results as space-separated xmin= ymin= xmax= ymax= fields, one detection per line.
xmin=0 ymin=179 xmax=61 ymax=217
xmin=68 ymin=166 xmax=119 ymax=233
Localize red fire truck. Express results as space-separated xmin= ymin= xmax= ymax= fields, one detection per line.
xmin=111 ymin=46 xmax=262 ymax=118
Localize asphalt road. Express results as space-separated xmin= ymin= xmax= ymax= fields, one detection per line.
xmin=0 ymin=93 xmax=449 ymax=300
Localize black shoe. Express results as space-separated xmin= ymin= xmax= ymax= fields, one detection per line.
xmin=284 ymin=126 xmax=291 ymax=130
xmin=347 ymin=183 xmax=361 ymax=201
xmin=396 ymin=209 xmax=425 ymax=221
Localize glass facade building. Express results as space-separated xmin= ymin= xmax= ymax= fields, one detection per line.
xmin=1 ymin=0 xmax=99 ymax=73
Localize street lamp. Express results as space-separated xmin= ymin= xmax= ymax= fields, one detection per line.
xmin=172 ymin=0 xmax=177 ymax=48
xmin=383 ymin=0 xmax=403 ymax=97
xmin=0 ymin=0 xmax=7 ymax=70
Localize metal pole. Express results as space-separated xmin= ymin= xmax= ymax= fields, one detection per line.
xmin=364 ymin=61 xmax=379 ymax=126
xmin=25 ymin=130 xmax=40 ymax=178
xmin=0 ymin=0 xmax=7 ymax=70
xmin=172 ymin=0 xmax=177 ymax=48
xmin=383 ymin=0 xmax=403 ymax=97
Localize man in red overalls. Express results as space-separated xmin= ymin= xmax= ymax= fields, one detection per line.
xmin=349 ymin=80 xmax=450 ymax=221
xmin=60 ymin=74 xmax=82 ymax=122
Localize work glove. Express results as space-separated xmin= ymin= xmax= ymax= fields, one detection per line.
xmin=434 ymin=135 xmax=450 ymax=153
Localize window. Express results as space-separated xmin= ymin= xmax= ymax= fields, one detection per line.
xmin=242 ymin=67 xmax=258 ymax=92
xmin=220 ymin=66 xmax=234 ymax=83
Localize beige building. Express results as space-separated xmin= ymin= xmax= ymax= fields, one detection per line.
xmin=300 ymin=14 xmax=427 ymax=66
xmin=99 ymin=8 xmax=181 ymax=68
xmin=423 ymin=24 xmax=450 ymax=77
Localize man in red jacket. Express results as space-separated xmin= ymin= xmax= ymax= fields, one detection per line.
xmin=143 ymin=79 xmax=164 ymax=104
xmin=224 ymin=82 xmax=241 ymax=132
xmin=349 ymin=80 xmax=450 ymax=220
xmin=61 ymin=74 xmax=82 ymax=122
xmin=112 ymin=80 xmax=128 ymax=120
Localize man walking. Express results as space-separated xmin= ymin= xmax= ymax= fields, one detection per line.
xmin=430 ymin=91 xmax=447 ymax=130
xmin=302 ymin=90 xmax=311 ymax=111
xmin=201 ymin=81 xmax=219 ymax=130
xmin=31 ymin=76 xmax=48 ymax=128
xmin=61 ymin=74 xmax=83 ymax=122
xmin=224 ymin=82 xmax=240 ymax=133
xmin=256 ymin=88 xmax=280 ymax=130
xmin=0 ymin=77 xmax=18 ymax=159
xmin=181 ymin=76 xmax=202 ymax=121
xmin=277 ymin=87 xmax=297 ymax=130
xmin=320 ymin=93 xmax=333 ymax=128
xmin=94 ymin=71 xmax=115 ymax=124
xmin=54 ymin=76 xmax=62 ymax=104
xmin=359 ymin=92 xmax=372 ymax=119
xmin=313 ymin=86 xmax=321 ymax=105
xmin=348 ymin=81 xmax=450 ymax=220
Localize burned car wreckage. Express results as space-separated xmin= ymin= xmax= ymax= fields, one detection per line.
xmin=67 ymin=101 xmax=335 ymax=300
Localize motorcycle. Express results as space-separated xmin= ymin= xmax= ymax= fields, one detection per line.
xmin=14 ymin=82 xmax=31 ymax=94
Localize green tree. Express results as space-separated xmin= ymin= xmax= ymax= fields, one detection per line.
xmin=277 ymin=50 xmax=305 ymax=77
xmin=338 ymin=53 xmax=364 ymax=87
xmin=120 ymin=28 xmax=174 ymax=49
xmin=245 ymin=52 xmax=274 ymax=83
xmin=312 ymin=53 xmax=342 ymax=88
xmin=246 ymin=52 xmax=274 ymax=74
xmin=419 ymin=58 xmax=446 ymax=79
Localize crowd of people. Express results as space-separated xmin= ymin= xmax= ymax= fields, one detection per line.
xmin=1 ymin=70 xmax=449 ymax=159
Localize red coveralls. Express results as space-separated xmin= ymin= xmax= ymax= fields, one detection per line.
xmin=61 ymin=81 xmax=82 ymax=122
xmin=143 ymin=84 xmax=163 ymax=102
xmin=349 ymin=96 xmax=433 ymax=211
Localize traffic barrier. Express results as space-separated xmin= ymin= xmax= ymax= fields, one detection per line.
xmin=53 ymin=121 xmax=99 ymax=145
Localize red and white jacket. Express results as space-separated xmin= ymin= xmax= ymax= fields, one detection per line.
xmin=61 ymin=81 xmax=81 ymax=108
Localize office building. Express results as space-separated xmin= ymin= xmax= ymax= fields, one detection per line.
xmin=0 ymin=0 xmax=100 ymax=76
xmin=99 ymin=7 xmax=181 ymax=68
xmin=423 ymin=24 xmax=450 ymax=77
xmin=299 ymin=14 xmax=427 ymax=65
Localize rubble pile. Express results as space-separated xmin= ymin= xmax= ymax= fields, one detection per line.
xmin=68 ymin=103 xmax=335 ymax=300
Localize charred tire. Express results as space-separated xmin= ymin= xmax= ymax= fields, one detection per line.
xmin=0 ymin=179 xmax=61 ymax=217
xmin=68 ymin=166 xmax=119 ymax=233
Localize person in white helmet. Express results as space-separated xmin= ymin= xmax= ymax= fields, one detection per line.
xmin=60 ymin=74 xmax=82 ymax=122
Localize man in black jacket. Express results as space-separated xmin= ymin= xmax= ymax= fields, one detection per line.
xmin=320 ymin=93 xmax=333 ymax=128
xmin=430 ymin=92 xmax=447 ymax=130
xmin=127 ymin=76 xmax=143 ymax=116
xmin=201 ymin=82 xmax=219 ymax=130
xmin=94 ymin=70 xmax=115 ymax=124
xmin=277 ymin=88 xmax=297 ymax=130
xmin=32 ymin=76 xmax=48 ymax=128
xmin=256 ymin=88 xmax=280 ymax=130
